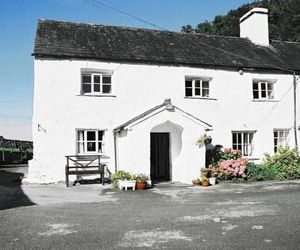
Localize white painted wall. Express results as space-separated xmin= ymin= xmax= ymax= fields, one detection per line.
xmin=240 ymin=8 xmax=269 ymax=46
xmin=117 ymin=109 xmax=207 ymax=183
xmin=27 ymin=58 xmax=298 ymax=183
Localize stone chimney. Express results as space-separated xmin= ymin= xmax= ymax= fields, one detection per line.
xmin=239 ymin=7 xmax=269 ymax=46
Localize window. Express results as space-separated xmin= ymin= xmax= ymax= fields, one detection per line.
xmin=77 ymin=130 xmax=105 ymax=154
xmin=253 ymin=80 xmax=274 ymax=100
xmin=82 ymin=72 xmax=112 ymax=95
xmin=185 ymin=77 xmax=210 ymax=98
xmin=274 ymin=129 xmax=289 ymax=152
xmin=232 ymin=131 xmax=254 ymax=156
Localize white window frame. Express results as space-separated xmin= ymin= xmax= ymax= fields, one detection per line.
xmin=77 ymin=129 xmax=105 ymax=154
xmin=232 ymin=131 xmax=255 ymax=156
xmin=81 ymin=71 xmax=112 ymax=95
xmin=274 ymin=129 xmax=289 ymax=152
xmin=253 ymin=80 xmax=274 ymax=100
xmin=185 ymin=77 xmax=211 ymax=98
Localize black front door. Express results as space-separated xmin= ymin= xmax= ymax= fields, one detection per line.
xmin=150 ymin=133 xmax=170 ymax=182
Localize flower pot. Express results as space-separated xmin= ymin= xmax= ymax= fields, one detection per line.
xmin=136 ymin=182 xmax=146 ymax=190
xmin=202 ymin=181 xmax=209 ymax=187
xmin=118 ymin=180 xmax=136 ymax=190
xmin=209 ymin=177 xmax=216 ymax=186
xmin=192 ymin=181 xmax=200 ymax=186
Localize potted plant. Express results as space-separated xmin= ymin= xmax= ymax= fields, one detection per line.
xmin=201 ymin=176 xmax=209 ymax=187
xmin=200 ymin=168 xmax=208 ymax=178
xmin=136 ymin=174 xmax=149 ymax=190
xmin=196 ymin=134 xmax=212 ymax=148
xmin=112 ymin=170 xmax=136 ymax=190
xmin=192 ymin=178 xmax=201 ymax=186
xmin=207 ymin=166 xmax=218 ymax=186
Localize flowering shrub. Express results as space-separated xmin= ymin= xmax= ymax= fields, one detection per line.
xmin=222 ymin=148 xmax=242 ymax=160
xmin=219 ymin=158 xmax=247 ymax=179
xmin=206 ymin=148 xmax=247 ymax=181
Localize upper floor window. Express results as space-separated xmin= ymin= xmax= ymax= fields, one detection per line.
xmin=274 ymin=129 xmax=289 ymax=153
xmin=77 ymin=130 xmax=105 ymax=154
xmin=253 ymin=80 xmax=274 ymax=100
xmin=232 ymin=131 xmax=255 ymax=156
xmin=185 ymin=77 xmax=210 ymax=98
xmin=82 ymin=71 xmax=112 ymax=95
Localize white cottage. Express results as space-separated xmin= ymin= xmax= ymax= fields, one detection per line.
xmin=28 ymin=8 xmax=300 ymax=183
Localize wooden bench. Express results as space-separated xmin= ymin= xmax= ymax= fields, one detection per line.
xmin=65 ymin=155 xmax=107 ymax=187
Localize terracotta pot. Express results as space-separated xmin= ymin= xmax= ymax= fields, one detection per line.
xmin=136 ymin=182 xmax=146 ymax=190
xmin=202 ymin=181 xmax=209 ymax=187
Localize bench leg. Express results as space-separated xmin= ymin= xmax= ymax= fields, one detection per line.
xmin=101 ymin=173 xmax=104 ymax=185
xmin=66 ymin=173 xmax=69 ymax=187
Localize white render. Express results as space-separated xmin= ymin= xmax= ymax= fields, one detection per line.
xmin=240 ymin=8 xmax=269 ymax=46
xmin=27 ymin=58 xmax=299 ymax=183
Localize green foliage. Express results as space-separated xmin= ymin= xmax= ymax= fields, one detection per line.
xmin=246 ymin=147 xmax=300 ymax=181
xmin=220 ymin=148 xmax=242 ymax=160
xmin=0 ymin=147 xmax=21 ymax=152
xmin=136 ymin=174 xmax=149 ymax=183
xmin=111 ymin=170 xmax=131 ymax=182
xmin=181 ymin=24 xmax=194 ymax=33
xmin=181 ymin=0 xmax=300 ymax=42
xmin=196 ymin=134 xmax=212 ymax=148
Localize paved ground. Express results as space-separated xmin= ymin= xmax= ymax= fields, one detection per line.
xmin=0 ymin=165 xmax=299 ymax=249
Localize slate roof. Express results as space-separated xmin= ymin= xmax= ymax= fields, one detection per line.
xmin=33 ymin=19 xmax=300 ymax=73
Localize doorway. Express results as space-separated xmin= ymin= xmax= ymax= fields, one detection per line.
xmin=150 ymin=132 xmax=170 ymax=182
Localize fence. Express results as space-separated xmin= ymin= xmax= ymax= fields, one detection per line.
xmin=0 ymin=148 xmax=33 ymax=165
xmin=0 ymin=136 xmax=33 ymax=165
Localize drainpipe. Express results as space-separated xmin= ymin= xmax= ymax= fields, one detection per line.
xmin=113 ymin=131 xmax=118 ymax=172
xmin=293 ymin=73 xmax=298 ymax=150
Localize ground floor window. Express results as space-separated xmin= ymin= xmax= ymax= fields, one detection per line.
xmin=77 ymin=130 xmax=105 ymax=154
xmin=232 ymin=131 xmax=254 ymax=156
xmin=274 ymin=129 xmax=289 ymax=152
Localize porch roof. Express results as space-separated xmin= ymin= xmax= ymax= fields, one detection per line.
xmin=113 ymin=99 xmax=212 ymax=133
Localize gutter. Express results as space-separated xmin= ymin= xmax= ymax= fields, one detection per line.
xmin=113 ymin=131 xmax=118 ymax=172
xmin=293 ymin=73 xmax=298 ymax=149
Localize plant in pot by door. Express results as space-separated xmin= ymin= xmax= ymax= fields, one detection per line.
xmin=136 ymin=174 xmax=149 ymax=190
xmin=207 ymin=166 xmax=218 ymax=186
xmin=201 ymin=176 xmax=209 ymax=187
xmin=192 ymin=178 xmax=201 ymax=186
xmin=111 ymin=170 xmax=135 ymax=189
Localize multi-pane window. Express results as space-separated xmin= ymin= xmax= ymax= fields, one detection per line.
xmin=274 ymin=129 xmax=289 ymax=152
xmin=253 ymin=81 xmax=274 ymax=100
xmin=77 ymin=130 xmax=105 ymax=154
xmin=82 ymin=72 xmax=112 ymax=95
xmin=185 ymin=78 xmax=210 ymax=98
xmin=232 ymin=131 xmax=254 ymax=156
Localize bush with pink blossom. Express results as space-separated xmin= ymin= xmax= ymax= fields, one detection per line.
xmin=218 ymin=158 xmax=248 ymax=180
xmin=207 ymin=147 xmax=248 ymax=181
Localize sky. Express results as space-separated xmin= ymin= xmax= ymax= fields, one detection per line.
xmin=0 ymin=0 xmax=252 ymax=140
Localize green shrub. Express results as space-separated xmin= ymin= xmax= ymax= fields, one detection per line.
xmin=262 ymin=147 xmax=300 ymax=180
xmin=246 ymin=147 xmax=300 ymax=181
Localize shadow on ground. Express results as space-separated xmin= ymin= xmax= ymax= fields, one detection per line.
xmin=0 ymin=170 xmax=35 ymax=210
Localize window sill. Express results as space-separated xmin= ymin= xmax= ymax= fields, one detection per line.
xmin=245 ymin=156 xmax=260 ymax=161
xmin=184 ymin=96 xmax=217 ymax=100
xmin=252 ymin=99 xmax=279 ymax=102
xmin=77 ymin=153 xmax=109 ymax=157
xmin=77 ymin=94 xmax=116 ymax=98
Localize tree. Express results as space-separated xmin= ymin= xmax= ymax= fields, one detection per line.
xmin=181 ymin=0 xmax=300 ymax=42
